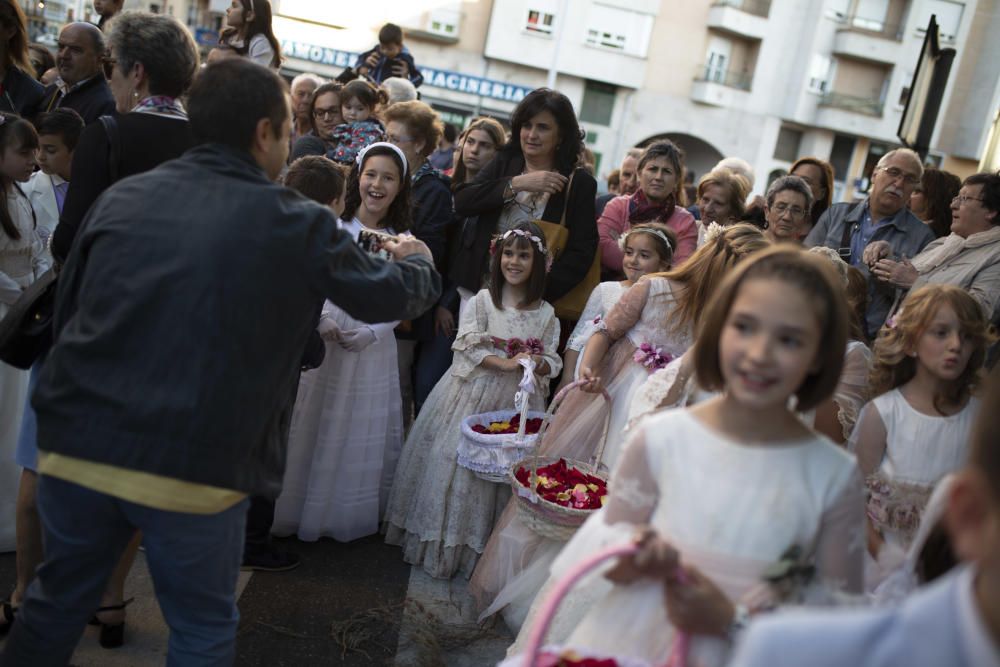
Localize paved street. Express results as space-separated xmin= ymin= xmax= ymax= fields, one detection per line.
xmin=0 ymin=536 xmax=514 ymax=666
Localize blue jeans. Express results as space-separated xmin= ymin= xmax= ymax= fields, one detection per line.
xmin=414 ymin=330 xmax=455 ymax=414
xmin=0 ymin=475 xmax=248 ymax=667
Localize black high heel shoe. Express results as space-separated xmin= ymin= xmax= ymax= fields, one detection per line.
xmin=87 ymin=597 xmax=134 ymax=649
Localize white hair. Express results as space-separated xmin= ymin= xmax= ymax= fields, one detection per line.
xmin=381 ymin=77 xmax=418 ymax=105
xmin=714 ymin=157 xmax=755 ymax=189
xmin=876 ymin=148 xmax=924 ymax=180
xmin=291 ymin=73 xmax=325 ymax=91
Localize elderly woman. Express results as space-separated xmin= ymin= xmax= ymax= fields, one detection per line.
xmin=452 ymin=88 xmax=597 ymax=315
xmin=791 ymin=156 xmax=835 ymax=228
xmin=598 ymin=140 xmax=696 ymax=276
xmin=695 ymin=168 xmax=750 ymax=243
xmin=51 ymin=12 xmax=198 ymax=262
xmin=763 ymin=175 xmax=814 ymax=245
xmin=383 ymin=100 xmax=453 ymax=418
xmin=0 ymin=0 xmax=45 ymax=116
xmin=870 ymin=171 xmax=1000 ymax=322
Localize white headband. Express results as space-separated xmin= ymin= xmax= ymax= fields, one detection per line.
xmin=618 ymin=227 xmax=673 ymax=253
xmin=356 ymin=141 xmax=408 ymax=178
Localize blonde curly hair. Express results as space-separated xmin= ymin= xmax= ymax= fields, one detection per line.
xmin=871 ymin=285 xmax=992 ymax=412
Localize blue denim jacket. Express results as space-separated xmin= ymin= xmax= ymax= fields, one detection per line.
xmin=34 ymin=144 xmax=441 ymax=496
xmin=805 ymin=199 xmax=935 ymax=338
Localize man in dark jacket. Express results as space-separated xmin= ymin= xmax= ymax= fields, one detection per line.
xmin=40 ymin=22 xmax=115 ymax=124
xmin=1 ymin=59 xmax=440 ymax=666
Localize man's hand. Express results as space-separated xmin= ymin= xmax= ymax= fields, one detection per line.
xmin=862 ymin=240 xmax=892 ymax=267
xmin=365 ymin=52 xmax=379 ymax=69
xmin=392 ymin=60 xmax=410 ymax=78
xmin=384 ymin=236 xmax=433 ymax=262
xmin=434 ymin=306 xmax=456 ymax=338
xmin=872 ymin=257 xmax=918 ymax=289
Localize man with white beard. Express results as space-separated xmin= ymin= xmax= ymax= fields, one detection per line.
xmin=805 ymin=148 xmax=934 ymax=338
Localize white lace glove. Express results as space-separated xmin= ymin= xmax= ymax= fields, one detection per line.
xmin=317 ymin=318 xmax=341 ymax=342
xmin=339 ymin=326 xmax=377 ymax=352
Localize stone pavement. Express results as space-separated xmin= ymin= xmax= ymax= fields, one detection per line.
xmin=0 ymin=535 xmax=514 ymax=666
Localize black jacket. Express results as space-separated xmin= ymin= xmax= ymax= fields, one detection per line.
xmin=452 ymin=151 xmax=598 ymax=302
xmin=353 ymin=46 xmax=423 ymax=87
xmin=41 ymin=74 xmax=116 ymax=125
xmin=34 ymin=144 xmax=441 ymax=496
xmin=0 ymin=66 xmax=45 ymax=117
xmin=52 ymin=113 xmax=196 ymax=263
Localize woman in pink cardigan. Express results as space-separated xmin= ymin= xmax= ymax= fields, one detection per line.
xmin=598 ymin=140 xmax=697 ymax=278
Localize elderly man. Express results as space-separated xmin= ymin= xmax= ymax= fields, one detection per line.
xmin=805 ymin=148 xmax=935 ymax=337
xmin=40 ymin=22 xmax=115 ymax=124
xmin=289 ymin=72 xmax=324 ymax=144
xmin=0 ymin=59 xmax=440 ymax=665
xmin=596 ymin=147 xmax=642 ymax=217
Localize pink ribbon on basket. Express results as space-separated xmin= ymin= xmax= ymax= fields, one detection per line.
xmin=523 ymin=542 xmax=689 ymax=667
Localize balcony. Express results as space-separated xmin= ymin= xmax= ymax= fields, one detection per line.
xmin=707 ymin=1 xmax=769 ymax=41
xmin=691 ymin=66 xmax=752 ymax=106
xmin=819 ymin=92 xmax=884 ymax=116
xmin=831 ymin=13 xmax=903 ymax=65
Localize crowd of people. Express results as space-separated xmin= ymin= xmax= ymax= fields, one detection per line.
xmin=0 ymin=0 xmax=998 ymax=665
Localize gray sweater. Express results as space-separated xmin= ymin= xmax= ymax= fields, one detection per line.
xmin=34 ymin=144 xmax=440 ymax=496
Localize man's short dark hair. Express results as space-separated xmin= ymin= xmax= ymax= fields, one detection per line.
xmin=442 ymin=122 xmax=457 ymax=143
xmin=378 ymin=23 xmax=403 ymax=45
xmin=34 ymin=108 xmax=85 ymax=151
xmin=284 ymin=156 xmax=346 ymax=205
xmin=187 ymin=59 xmax=289 ymax=152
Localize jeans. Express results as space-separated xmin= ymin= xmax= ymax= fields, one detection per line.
xmin=413 ymin=330 xmax=455 ymax=414
xmin=1 ymin=475 xmax=248 ymax=667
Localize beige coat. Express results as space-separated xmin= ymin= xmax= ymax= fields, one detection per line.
xmin=911 ymin=226 xmax=1000 ymax=321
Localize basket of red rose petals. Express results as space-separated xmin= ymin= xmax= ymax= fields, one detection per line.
xmin=458 ymin=410 xmax=547 ymax=483
xmin=500 ymin=542 xmax=677 ymax=667
xmin=509 ymin=380 xmax=612 ymax=541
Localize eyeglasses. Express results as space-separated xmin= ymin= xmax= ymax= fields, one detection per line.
xmin=878 ymin=166 xmax=921 ymax=186
xmin=952 ymin=195 xmax=984 ymax=206
xmin=313 ymin=107 xmax=339 ymax=119
xmin=771 ymin=203 xmax=807 ymax=219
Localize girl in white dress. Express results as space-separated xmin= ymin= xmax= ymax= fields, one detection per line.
xmin=850 ymin=284 xmax=989 ymax=587
xmin=273 ymin=146 xmax=410 ymax=542
xmin=0 ymin=115 xmax=44 ymax=559
xmin=504 ymin=247 xmax=865 ymax=667
xmin=471 ymin=224 xmax=769 ymax=629
xmin=383 ymin=222 xmax=562 ymax=579
xmin=556 ymin=223 xmax=675 ymax=393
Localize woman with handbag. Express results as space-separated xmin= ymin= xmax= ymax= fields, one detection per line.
xmin=452 ymin=88 xmax=597 ymax=323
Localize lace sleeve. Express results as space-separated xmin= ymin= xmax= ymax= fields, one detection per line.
xmin=833 ymin=343 xmax=873 ymax=441
xmin=539 ymin=309 xmax=563 ymax=379
xmin=812 ymin=465 xmax=866 ymax=593
xmin=450 ymin=291 xmax=494 ymax=379
xmin=566 ymin=284 xmax=607 ymax=352
xmin=600 ymin=279 xmax=651 ymax=342
xmin=626 ymin=352 xmax=694 ymax=427
xmin=847 ymin=400 xmax=887 ymax=477
xmin=603 ymin=426 xmax=660 ymax=526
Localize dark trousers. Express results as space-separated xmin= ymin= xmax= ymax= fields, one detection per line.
xmin=244 ymin=495 xmax=275 ymax=557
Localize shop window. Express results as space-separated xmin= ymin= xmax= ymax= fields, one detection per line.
xmin=580 ymin=81 xmax=616 ymax=127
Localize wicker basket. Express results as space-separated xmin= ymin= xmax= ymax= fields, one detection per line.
xmin=457 ymin=410 xmax=545 ymax=483
xmin=501 ymin=542 xmax=680 ymax=667
xmin=509 ymin=380 xmax=612 ymax=541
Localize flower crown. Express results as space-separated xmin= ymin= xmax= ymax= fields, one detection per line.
xmin=617 ymin=227 xmax=674 ymax=254
xmin=490 ymin=228 xmax=553 ymax=272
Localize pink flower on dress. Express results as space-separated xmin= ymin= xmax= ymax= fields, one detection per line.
xmin=492 ymin=336 xmax=545 ymax=358
xmin=633 ymin=343 xmax=673 ymax=373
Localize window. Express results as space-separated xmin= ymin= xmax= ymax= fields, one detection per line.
xmin=580 ymin=81 xmax=616 ymax=126
xmin=773 ymin=125 xmax=803 ymax=162
xmin=852 ymin=0 xmax=889 ymax=30
xmin=428 ymin=8 xmax=460 ymax=37
xmin=807 ymin=55 xmax=832 ymax=93
xmin=915 ymin=0 xmax=965 ymax=42
xmin=526 ymin=9 xmax=555 ymax=35
xmin=829 ymin=134 xmax=856 ymax=181
xmin=583 ymin=4 xmax=654 ymax=57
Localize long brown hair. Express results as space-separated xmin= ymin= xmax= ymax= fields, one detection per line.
xmin=790 ymin=157 xmax=834 ymax=225
xmin=0 ymin=112 xmax=38 ymax=240
xmin=488 ymin=222 xmax=548 ymax=309
xmin=0 ymin=0 xmax=35 ymax=77
xmin=870 ymin=285 xmax=992 ymax=413
xmin=221 ymin=0 xmax=282 ymax=68
xmin=451 ymin=117 xmax=505 ymax=190
xmin=656 ymin=223 xmax=768 ymax=337
xmin=919 ymin=167 xmax=961 ymax=238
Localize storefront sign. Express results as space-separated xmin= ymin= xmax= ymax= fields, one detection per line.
xmin=280 ymin=40 xmax=531 ymax=103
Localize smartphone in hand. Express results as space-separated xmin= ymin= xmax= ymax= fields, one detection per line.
xmin=357 ymin=229 xmax=398 ymax=261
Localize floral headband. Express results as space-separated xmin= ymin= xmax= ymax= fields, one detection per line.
xmin=617 ymin=227 xmax=674 ymax=253
xmin=356 ymin=141 xmax=408 ymax=178
xmin=490 ymin=228 xmax=554 ymax=272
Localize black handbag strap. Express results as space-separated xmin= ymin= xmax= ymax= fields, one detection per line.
xmin=838 ymin=217 xmax=858 ymax=261
xmin=99 ymin=114 xmax=121 ymax=183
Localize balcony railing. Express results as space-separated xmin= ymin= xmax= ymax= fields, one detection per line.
xmin=695 ymin=66 xmax=752 ymax=91
xmin=710 ymin=0 xmax=771 ymax=18
xmin=819 ymin=92 xmax=884 ymax=116
xmin=833 ymin=12 xmax=904 ymax=40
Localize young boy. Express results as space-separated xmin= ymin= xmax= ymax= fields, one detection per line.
xmin=354 ymin=23 xmax=423 ymax=88
xmin=26 ymin=108 xmax=85 ymax=246
xmin=730 ymin=367 xmax=1000 ymax=666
